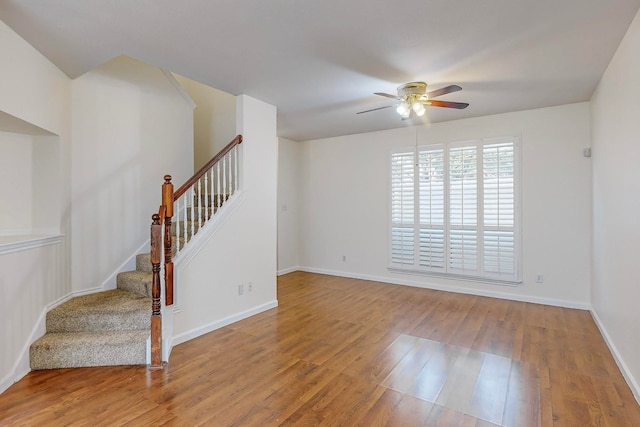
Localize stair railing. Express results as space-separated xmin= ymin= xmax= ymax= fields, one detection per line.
xmin=150 ymin=209 xmax=163 ymax=367
xmin=148 ymin=135 xmax=243 ymax=367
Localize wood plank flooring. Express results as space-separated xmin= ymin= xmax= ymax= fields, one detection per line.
xmin=1 ymin=271 xmax=639 ymax=426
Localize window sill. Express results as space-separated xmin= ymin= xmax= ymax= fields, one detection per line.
xmin=388 ymin=266 xmax=522 ymax=287
xmin=0 ymin=233 xmax=64 ymax=255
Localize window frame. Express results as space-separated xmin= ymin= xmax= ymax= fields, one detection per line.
xmin=388 ymin=136 xmax=522 ymax=285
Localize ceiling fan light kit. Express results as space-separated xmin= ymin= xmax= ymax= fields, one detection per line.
xmin=396 ymin=102 xmax=411 ymax=118
xmin=357 ymin=81 xmax=469 ymax=118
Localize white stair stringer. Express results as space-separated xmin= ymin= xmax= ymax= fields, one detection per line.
xmin=161 ymin=189 xmax=247 ymax=362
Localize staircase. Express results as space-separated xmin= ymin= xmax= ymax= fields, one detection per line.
xmin=30 ymin=254 xmax=154 ymax=369
xmin=29 ymin=136 xmax=242 ymax=370
xmin=29 ymin=196 xmax=231 ymax=369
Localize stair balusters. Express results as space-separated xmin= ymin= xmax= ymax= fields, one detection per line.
xmin=149 ymin=135 xmax=242 ymax=366
xmin=171 ymin=136 xmax=242 ymax=259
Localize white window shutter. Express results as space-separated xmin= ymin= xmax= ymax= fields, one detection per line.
xmin=417 ymin=148 xmax=445 ymax=270
xmin=391 ymin=151 xmax=416 ymax=266
xmin=482 ymin=142 xmax=516 ymax=277
xmin=449 ymin=145 xmax=479 ymax=274
xmin=389 ymin=138 xmax=519 ymax=283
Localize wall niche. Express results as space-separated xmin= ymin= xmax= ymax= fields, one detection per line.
xmin=0 ymin=110 xmax=62 ymax=253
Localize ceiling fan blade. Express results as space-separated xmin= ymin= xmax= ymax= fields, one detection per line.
xmin=426 ymin=85 xmax=462 ymax=99
xmin=356 ymin=105 xmax=393 ymax=114
xmin=427 ymin=100 xmax=469 ymax=109
xmin=374 ymin=92 xmax=401 ymax=100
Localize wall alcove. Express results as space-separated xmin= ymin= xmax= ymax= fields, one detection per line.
xmin=0 ymin=110 xmax=62 ymax=254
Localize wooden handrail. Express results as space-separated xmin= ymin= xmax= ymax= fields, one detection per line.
xmin=174 ymin=135 xmax=243 ymax=199
xmin=150 ymin=212 xmax=162 ymax=368
xmin=162 ymin=177 xmax=174 ymax=306
xmin=149 ymin=134 xmax=243 ymax=366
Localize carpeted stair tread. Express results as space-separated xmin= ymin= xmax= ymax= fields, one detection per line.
xmin=46 ymin=289 xmax=150 ymax=333
xmin=117 ymin=270 xmax=152 ymax=297
xmin=171 ymin=220 xmax=201 ymax=236
xmin=30 ymin=330 xmax=148 ymax=369
xmin=29 ymin=189 xmax=239 ymax=370
xmin=194 ymin=193 xmax=230 ymax=208
xmin=184 ymin=207 xmax=214 ymax=221
xmin=136 ymin=253 xmax=152 ymax=273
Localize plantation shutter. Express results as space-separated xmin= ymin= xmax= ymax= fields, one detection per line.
xmin=390 ymin=151 xmax=416 ymax=265
xmin=389 ymin=137 xmax=520 ymax=283
xmin=418 ymin=148 xmax=445 ymax=270
xmin=482 ymin=141 xmax=516 ymax=277
xmin=449 ymin=145 xmax=479 ymax=274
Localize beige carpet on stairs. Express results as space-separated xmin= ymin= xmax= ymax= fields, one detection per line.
xmin=29 ymin=254 xmax=154 ymax=370
xmin=29 ymin=192 xmax=227 ymax=370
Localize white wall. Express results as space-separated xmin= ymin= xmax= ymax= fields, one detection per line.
xmin=0 ymin=20 xmax=71 ymax=393
xmin=172 ymin=95 xmax=278 ymax=343
xmin=71 ymin=56 xmax=194 ymax=292
xmin=0 ymin=132 xmax=32 ymax=231
xmin=591 ymin=9 xmax=640 ymax=400
xmin=32 ymin=135 xmax=62 ymax=233
xmin=0 ymin=23 xmax=70 ymax=135
xmin=0 ymin=131 xmax=62 ymax=235
xmin=277 ymin=137 xmax=301 ymax=273
xmin=298 ymin=103 xmax=592 ymax=307
xmin=173 ymin=74 xmax=237 ymax=170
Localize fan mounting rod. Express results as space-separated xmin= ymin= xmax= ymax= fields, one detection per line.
xmin=397 ymin=82 xmax=427 ymax=97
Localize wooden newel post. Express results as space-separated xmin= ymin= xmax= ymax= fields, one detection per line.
xmin=162 ymin=175 xmax=174 ymax=306
xmin=150 ymin=213 xmax=162 ymax=367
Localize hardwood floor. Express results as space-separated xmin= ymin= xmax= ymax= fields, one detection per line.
xmin=1 ymin=271 xmax=639 ymax=426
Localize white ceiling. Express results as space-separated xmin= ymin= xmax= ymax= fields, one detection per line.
xmin=1 ymin=0 xmax=639 ymax=141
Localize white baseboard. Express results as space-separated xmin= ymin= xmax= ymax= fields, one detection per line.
xmin=0 ymin=283 xmax=106 ymax=395
xmin=590 ymin=309 xmax=640 ymax=405
xmin=1 ymin=240 xmax=149 ymax=395
xmin=277 ymin=266 xmax=300 ymax=276
xmin=296 ymin=266 xmax=591 ymax=310
xmin=0 ymin=313 xmax=42 ymax=395
xmin=172 ymin=299 xmax=278 ymax=347
xmin=0 ymin=358 xmax=30 ymax=396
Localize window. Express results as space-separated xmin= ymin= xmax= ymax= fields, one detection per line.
xmin=389 ymin=137 xmax=520 ymax=284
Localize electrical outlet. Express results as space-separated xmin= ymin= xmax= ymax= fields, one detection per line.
xmin=535 ymin=274 xmax=544 ymax=283
xmin=248 ymin=282 xmax=253 ymax=292
xmin=238 ymin=283 xmax=244 ymax=295
xmin=342 ymin=255 xmax=346 ymax=262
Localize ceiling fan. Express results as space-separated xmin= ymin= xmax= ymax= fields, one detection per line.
xmin=357 ymin=82 xmax=469 ymax=119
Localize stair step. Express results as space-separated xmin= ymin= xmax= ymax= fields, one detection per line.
xmin=138 ymin=245 xmax=179 ymax=264
xmin=194 ymin=193 xmax=230 ymax=207
xmin=46 ymin=289 xmax=150 ymax=333
xmin=171 ymin=220 xmax=202 ymax=237
xmin=136 ymin=253 xmax=152 ymax=273
xmin=183 ymin=207 xmax=215 ymax=221
xmin=117 ymin=270 xmax=152 ymax=297
xmin=31 ymin=233 xmax=162 ymax=370
xmin=30 ymin=330 xmax=148 ymax=370
xmin=179 ymin=195 xmax=233 ymax=221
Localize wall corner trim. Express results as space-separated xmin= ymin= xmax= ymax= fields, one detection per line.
xmin=277 ymin=266 xmax=300 ymax=276
xmin=161 ymin=69 xmax=197 ymax=109
xmin=590 ymin=308 xmax=640 ymax=405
